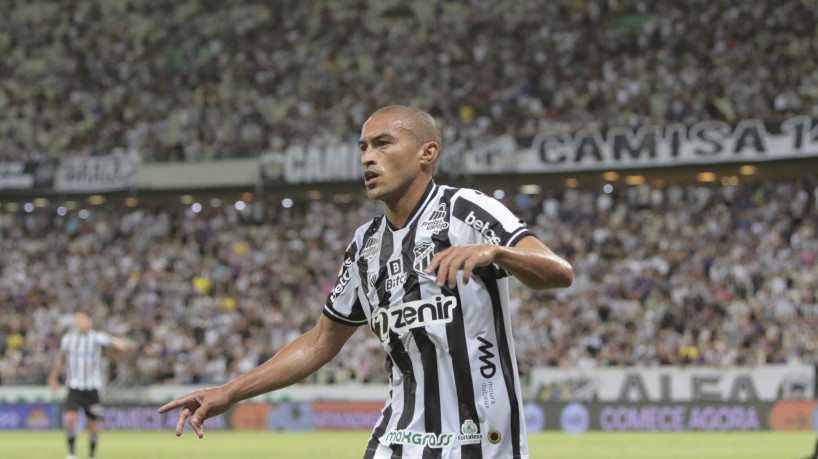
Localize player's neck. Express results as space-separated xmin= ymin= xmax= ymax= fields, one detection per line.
xmin=383 ymin=178 xmax=433 ymax=229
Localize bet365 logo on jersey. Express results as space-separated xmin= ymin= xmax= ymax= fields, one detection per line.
xmin=464 ymin=211 xmax=502 ymax=245
xmin=371 ymin=295 xmax=458 ymax=342
xmin=328 ymin=255 xmax=354 ymax=305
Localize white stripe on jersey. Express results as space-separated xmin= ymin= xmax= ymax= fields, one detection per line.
xmin=60 ymin=329 xmax=112 ymax=390
xmin=326 ymin=182 xmax=533 ymax=459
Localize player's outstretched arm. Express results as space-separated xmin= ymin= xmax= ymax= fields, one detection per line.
xmin=158 ymin=315 xmax=358 ymax=438
xmin=111 ymin=336 xmax=138 ymax=351
xmin=47 ymin=350 xmax=65 ymax=391
xmin=426 ymin=235 xmax=573 ymax=290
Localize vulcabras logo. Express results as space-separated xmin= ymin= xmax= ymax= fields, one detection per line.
xmin=421 ymin=204 xmax=450 ymax=233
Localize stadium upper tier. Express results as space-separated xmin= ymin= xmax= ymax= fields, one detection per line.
xmin=1 ymin=0 xmax=816 ymax=162
xmin=0 ymin=178 xmax=816 ymax=385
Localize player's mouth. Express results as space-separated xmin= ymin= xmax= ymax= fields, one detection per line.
xmin=364 ymin=170 xmax=379 ymax=187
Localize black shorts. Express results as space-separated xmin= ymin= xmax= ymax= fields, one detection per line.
xmin=65 ymin=389 xmax=103 ymax=420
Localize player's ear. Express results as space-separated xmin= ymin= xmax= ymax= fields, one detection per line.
xmin=419 ymin=141 xmax=439 ymax=169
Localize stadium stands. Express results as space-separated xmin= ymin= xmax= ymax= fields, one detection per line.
xmin=1 ymin=178 xmax=816 ymax=385
xmin=1 ymin=0 xmax=817 ymax=387
xmin=1 ymin=0 xmax=816 ymax=162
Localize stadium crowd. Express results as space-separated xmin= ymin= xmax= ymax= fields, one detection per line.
xmin=1 ymin=0 xmax=816 ymax=162
xmin=0 ymin=178 xmax=817 ymax=386
xmin=1 ymin=0 xmax=817 ymax=387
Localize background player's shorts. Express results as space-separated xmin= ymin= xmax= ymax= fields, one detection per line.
xmin=65 ymin=388 xmax=103 ymax=420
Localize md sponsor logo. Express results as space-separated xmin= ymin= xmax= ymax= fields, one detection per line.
xmin=464 ymin=211 xmax=501 ymax=245
xmin=371 ymin=295 xmax=457 ymax=342
xmin=384 ymin=429 xmax=454 ymax=448
xmin=560 ymin=402 xmax=590 ymax=434
xmin=476 ymin=337 xmax=497 ymax=378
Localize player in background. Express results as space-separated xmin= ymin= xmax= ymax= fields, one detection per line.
xmin=159 ymin=105 xmax=573 ymax=458
xmin=49 ymin=310 xmax=137 ymax=459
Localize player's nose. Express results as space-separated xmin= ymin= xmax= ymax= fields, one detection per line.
xmin=361 ymin=145 xmax=376 ymax=167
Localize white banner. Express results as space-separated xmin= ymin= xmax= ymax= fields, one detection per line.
xmin=528 ymin=364 xmax=815 ymax=402
xmin=57 ymin=153 xmax=140 ymax=192
xmin=464 ymin=116 xmax=818 ymax=173
xmin=0 ymin=162 xmax=33 ymax=189
xmin=0 ymin=160 xmax=56 ymax=189
xmin=260 ymin=136 xmax=463 ymax=185
xmin=259 ymin=115 xmax=818 ymax=183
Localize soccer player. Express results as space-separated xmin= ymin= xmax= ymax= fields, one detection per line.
xmin=159 ymin=105 xmax=573 ymax=458
xmin=49 ymin=310 xmax=136 ymax=459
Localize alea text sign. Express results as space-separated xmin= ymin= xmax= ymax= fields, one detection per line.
xmin=531 ymin=365 xmax=814 ymax=403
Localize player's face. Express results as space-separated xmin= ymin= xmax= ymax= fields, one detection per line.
xmin=358 ymin=113 xmax=424 ymax=203
xmin=74 ymin=313 xmax=92 ymax=333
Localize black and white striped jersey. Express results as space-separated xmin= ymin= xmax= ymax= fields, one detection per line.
xmin=324 ymin=181 xmax=533 ymax=459
xmin=60 ymin=329 xmax=112 ymax=391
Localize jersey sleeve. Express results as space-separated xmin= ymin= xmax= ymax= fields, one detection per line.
xmin=451 ymin=190 xmax=532 ymax=247
xmin=450 ymin=189 xmax=534 ymax=279
xmin=323 ymin=240 xmax=367 ymax=326
xmin=95 ymin=331 xmax=113 ymax=347
xmin=60 ymin=334 xmax=69 ymax=351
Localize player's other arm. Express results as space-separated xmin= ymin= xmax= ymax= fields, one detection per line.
xmin=427 ymin=235 xmax=573 ymax=290
xmin=48 ymin=350 xmax=65 ymax=391
xmin=158 ymin=315 xmax=357 ymax=438
xmin=109 ymin=336 xmax=138 ymax=351
xmin=494 ymin=235 xmax=573 ymax=290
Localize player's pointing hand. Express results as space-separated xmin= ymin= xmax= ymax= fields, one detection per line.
xmin=158 ymin=387 xmax=232 ymax=439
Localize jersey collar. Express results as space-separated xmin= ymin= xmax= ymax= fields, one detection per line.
xmin=385 ymin=180 xmax=437 ymax=231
